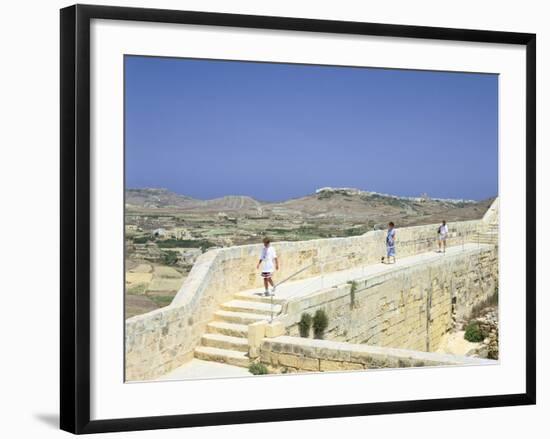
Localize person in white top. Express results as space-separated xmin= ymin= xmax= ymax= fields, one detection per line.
xmin=438 ymin=220 xmax=449 ymax=253
xmin=256 ymin=237 xmax=279 ymax=296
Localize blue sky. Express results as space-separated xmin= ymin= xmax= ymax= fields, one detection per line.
xmin=125 ymin=56 xmax=498 ymax=202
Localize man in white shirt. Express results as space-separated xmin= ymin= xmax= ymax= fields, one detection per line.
xmin=256 ymin=237 xmax=279 ymax=296
xmin=438 ymin=220 xmax=449 ymax=253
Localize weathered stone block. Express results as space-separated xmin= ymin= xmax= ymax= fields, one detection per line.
xmin=265 ymin=321 xmax=285 ymax=338
xmin=299 ymin=356 xmax=320 ymax=371
xmin=278 ymin=353 xmax=300 ymax=368
xmin=248 ymin=321 xmax=266 ymax=358
xmin=319 ymin=359 xmax=364 ymax=371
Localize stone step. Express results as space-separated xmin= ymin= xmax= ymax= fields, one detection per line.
xmin=221 ymin=299 xmax=282 ymax=315
xmin=201 ymin=333 xmax=249 ymax=352
xmin=207 ymin=321 xmax=249 ymax=338
xmin=194 ymin=346 xmax=250 ymax=368
xmin=234 ymin=292 xmax=286 ymax=305
xmin=213 ymin=310 xmax=270 ymax=325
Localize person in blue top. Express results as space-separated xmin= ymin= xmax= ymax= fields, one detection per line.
xmin=382 ymin=221 xmax=397 ymax=264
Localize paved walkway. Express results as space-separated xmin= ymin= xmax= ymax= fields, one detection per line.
xmin=238 ymin=243 xmax=492 ymax=302
xmin=158 ymin=359 xmax=251 ymax=381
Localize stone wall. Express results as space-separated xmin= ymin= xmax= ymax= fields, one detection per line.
xmin=125 ymin=216 xmax=490 ymax=380
xmin=171 ymin=218 xmax=484 ymax=308
xmin=482 ymin=198 xmax=499 ymax=225
xmin=125 ymin=251 xmax=220 ymax=380
xmin=282 ymin=245 xmax=498 ymax=353
xmin=260 ymin=336 xmax=495 ymax=372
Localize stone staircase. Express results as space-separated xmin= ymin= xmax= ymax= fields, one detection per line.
xmin=194 ymin=293 xmax=284 ymax=368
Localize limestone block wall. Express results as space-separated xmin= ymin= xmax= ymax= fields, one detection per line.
xmin=125 ymin=215 xmax=491 ymax=381
xmin=125 ymin=251 xmax=222 ymax=380
xmin=260 ymin=336 xmax=495 ymax=372
xmin=482 ymin=198 xmax=500 ymax=225
xmin=453 ymin=248 xmax=499 ymax=322
xmin=171 ymin=219 xmax=484 ymax=308
xmin=282 ymin=246 xmax=498 ymax=353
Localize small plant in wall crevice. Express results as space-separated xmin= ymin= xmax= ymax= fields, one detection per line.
xmin=312 ymin=309 xmax=329 ymax=339
xmin=347 ymin=280 xmax=358 ymax=309
xmin=298 ymin=312 xmax=312 ymax=338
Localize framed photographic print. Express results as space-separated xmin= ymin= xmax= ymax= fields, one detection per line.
xmin=60 ymin=4 xmax=536 ymax=434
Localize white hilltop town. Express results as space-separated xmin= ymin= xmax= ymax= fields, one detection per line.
xmin=315 ymin=187 xmax=477 ymax=204
xmin=125 ymin=197 xmax=499 ymax=381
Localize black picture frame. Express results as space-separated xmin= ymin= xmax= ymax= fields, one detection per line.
xmin=60 ymin=4 xmax=536 ymax=434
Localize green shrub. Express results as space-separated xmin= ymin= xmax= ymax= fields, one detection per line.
xmin=133 ymin=236 xmax=150 ymax=244
xmin=156 ymin=238 xmax=214 ymax=251
xmin=298 ymin=313 xmax=312 ymax=338
xmin=249 ymin=363 xmax=269 ymax=375
xmin=464 ymin=322 xmax=484 ymax=342
xmin=161 ymin=250 xmax=178 ymax=266
xmin=312 ymin=309 xmax=329 ymax=339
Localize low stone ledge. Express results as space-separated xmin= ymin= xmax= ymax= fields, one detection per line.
xmin=260 ymin=336 xmax=495 ymax=372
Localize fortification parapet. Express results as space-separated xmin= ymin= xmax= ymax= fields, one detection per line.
xmin=126 ymin=199 xmax=498 ymax=380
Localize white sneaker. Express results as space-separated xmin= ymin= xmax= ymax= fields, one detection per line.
xmin=264 ymin=290 xmax=270 ymax=296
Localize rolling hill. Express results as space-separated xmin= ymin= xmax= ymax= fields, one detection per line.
xmin=125 ymin=187 xmax=493 ymax=226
